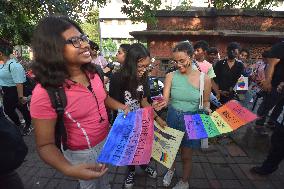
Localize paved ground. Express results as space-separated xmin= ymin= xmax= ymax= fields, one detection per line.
xmin=17 ymin=129 xmax=284 ymax=189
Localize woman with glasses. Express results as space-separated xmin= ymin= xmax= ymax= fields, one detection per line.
xmin=109 ymin=43 xmax=166 ymax=189
xmin=154 ymin=41 xmax=211 ymax=189
xmin=29 ymin=16 xmax=130 ymax=189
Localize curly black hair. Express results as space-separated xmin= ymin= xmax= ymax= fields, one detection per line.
xmin=31 ymin=15 xmax=99 ymax=88
xmin=194 ymin=40 xmax=209 ymax=52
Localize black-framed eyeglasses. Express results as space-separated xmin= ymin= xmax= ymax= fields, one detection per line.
xmin=169 ymin=57 xmax=191 ymax=66
xmin=65 ymin=35 xmax=89 ymax=48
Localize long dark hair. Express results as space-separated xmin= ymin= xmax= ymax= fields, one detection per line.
xmin=31 ymin=15 xmax=98 ymax=88
xmin=120 ymin=43 xmax=149 ymax=99
xmin=119 ymin=44 xmax=131 ymax=54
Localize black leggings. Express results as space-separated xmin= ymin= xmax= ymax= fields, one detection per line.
xmin=2 ymin=86 xmax=31 ymax=127
xmin=262 ymin=126 xmax=284 ymax=170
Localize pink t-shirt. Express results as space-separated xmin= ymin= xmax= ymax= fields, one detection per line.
xmin=30 ymin=73 xmax=109 ymax=151
xmin=195 ymin=60 xmax=216 ymax=79
xmin=196 ymin=60 xmax=211 ymax=73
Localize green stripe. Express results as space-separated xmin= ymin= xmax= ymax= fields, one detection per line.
xmin=200 ymin=114 xmax=220 ymax=138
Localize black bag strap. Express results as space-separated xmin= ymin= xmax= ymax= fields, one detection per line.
xmin=194 ymin=60 xmax=202 ymax=72
xmin=94 ymin=64 xmax=104 ymax=82
xmin=8 ymin=61 xmax=13 ymax=72
xmin=46 ymin=87 xmax=68 ymax=151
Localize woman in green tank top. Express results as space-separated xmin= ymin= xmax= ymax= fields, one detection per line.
xmin=154 ymin=41 xmax=211 ymax=189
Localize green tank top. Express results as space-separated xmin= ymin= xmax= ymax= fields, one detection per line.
xmin=170 ymin=71 xmax=200 ymax=112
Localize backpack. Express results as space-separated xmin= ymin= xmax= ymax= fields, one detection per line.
xmin=47 ymin=66 xmax=104 ymax=151
xmin=0 ymin=115 xmax=28 ymax=174
xmin=8 ymin=62 xmax=36 ymax=97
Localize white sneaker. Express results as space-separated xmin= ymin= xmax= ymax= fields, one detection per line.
xmin=163 ymin=169 xmax=175 ymax=187
xmin=172 ymin=180 xmax=189 ymax=189
xmin=144 ymin=166 xmax=157 ymax=178
xmin=124 ymin=171 xmax=135 ymax=189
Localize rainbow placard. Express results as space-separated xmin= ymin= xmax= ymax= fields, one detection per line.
xmin=152 ymin=121 xmax=184 ymax=169
xmin=97 ymin=107 xmax=154 ymax=166
xmin=184 ymin=100 xmax=257 ymax=139
xmin=235 ymin=76 xmax=248 ymax=91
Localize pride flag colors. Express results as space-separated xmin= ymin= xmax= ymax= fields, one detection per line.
xmin=184 ymin=100 xmax=257 ymax=139
xmin=97 ymin=107 xmax=154 ymax=166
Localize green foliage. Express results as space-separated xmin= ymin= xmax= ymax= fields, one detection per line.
xmin=120 ymin=38 xmax=133 ymax=44
xmin=177 ymin=0 xmax=192 ymax=11
xmin=102 ymin=38 xmax=117 ymax=54
xmin=1 ymin=0 xmax=281 ymax=45
xmin=0 ymin=0 xmax=106 ymax=45
xmin=80 ymin=8 xmax=100 ymax=45
xmin=121 ymin=0 xmax=280 ymax=24
xmin=121 ymin=0 xmax=161 ymax=25
xmin=213 ymin=0 xmax=279 ymax=10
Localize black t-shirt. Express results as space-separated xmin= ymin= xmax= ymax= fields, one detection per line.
xmin=109 ymin=72 xmax=150 ymax=111
xmin=271 ymin=59 xmax=284 ymax=87
xmin=213 ymin=59 xmax=244 ymax=91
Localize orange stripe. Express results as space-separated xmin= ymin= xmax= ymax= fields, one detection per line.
xmin=215 ymin=105 xmax=245 ymax=130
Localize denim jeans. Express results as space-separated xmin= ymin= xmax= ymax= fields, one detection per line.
xmin=166 ymin=105 xmax=201 ymax=149
xmin=63 ymin=139 xmax=110 ymax=189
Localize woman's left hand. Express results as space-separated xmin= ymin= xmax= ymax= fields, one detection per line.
xmin=155 ymin=116 xmax=167 ymax=129
xmin=204 ymin=107 xmax=212 ymax=115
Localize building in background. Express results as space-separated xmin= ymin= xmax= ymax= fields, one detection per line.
xmin=99 ymin=0 xmax=147 ymax=56
xmin=131 ymin=8 xmax=284 ymax=77
xmin=98 ymin=0 xmax=284 ymax=59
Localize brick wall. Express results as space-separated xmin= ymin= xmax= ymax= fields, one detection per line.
xmin=132 ymin=9 xmax=284 ymax=77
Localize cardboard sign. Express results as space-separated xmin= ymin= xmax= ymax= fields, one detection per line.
xmin=152 ymin=121 xmax=184 ymax=169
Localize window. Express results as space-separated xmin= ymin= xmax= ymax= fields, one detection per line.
xmin=118 ymin=20 xmax=126 ymax=25
xmin=103 ymin=20 xmax=113 ymax=25
xmin=160 ymin=59 xmax=173 ymax=72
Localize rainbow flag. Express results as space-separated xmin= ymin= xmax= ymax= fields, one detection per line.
xmin=184 ymin=100 xmax=257 ymax=139
xmin=98 ymin=107 xmax=154 ymax=166
xmin=160 ymin=152 xmax=167 ymax=162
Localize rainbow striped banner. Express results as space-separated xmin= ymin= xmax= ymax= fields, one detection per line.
xmin=184 ymin=100 xmax=257 ymax=139
xmin=98 ymin=107 xmax=154 ymax=166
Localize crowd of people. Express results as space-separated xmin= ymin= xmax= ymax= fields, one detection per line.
xmin=0 ymin=15 xmax=284 ymax=189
